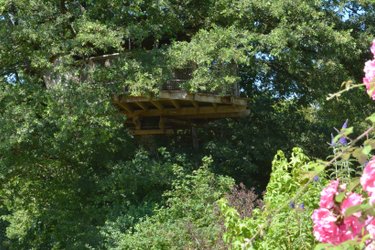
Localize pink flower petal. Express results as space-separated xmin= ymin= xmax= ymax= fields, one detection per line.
xmin=361 ymin=157 xmax=375 ymax=198
xmin=341 ymin=193 xmax=363 ymax=217
xmin=320 ymin=180 xmax=339 ymax=209
xmin=371 ymin=39 xmax=375 ymax=57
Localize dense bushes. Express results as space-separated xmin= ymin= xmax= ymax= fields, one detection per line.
xmin=117 ymin=157 xmax=234 ymax=250
xmin=0 ymin=84 xmax=179 ymax=249
xmin=219 ymin=148 xmax=326 ymax=249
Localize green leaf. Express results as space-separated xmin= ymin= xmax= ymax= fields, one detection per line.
xmin=363 ymin=145 xmax=372 ymax=155
xmin=366 ymin=113 xmax=375 ymax=123
xmin=333 ymin=134 xmax=341 ymax=144
xmin=353 ymin=148 xmax=368 ymax=165
xmin=364 ymin=139 xmax=375 ymax=148
xmin=344 ymin=204 xmax=362 ymax=217
xmin=314 ymin=243 xmax=334 ymax=250
xmin=364 ymin=205 xmax=375 ymax=217
xmin=348 ymin=178 xmax=360 ymax=192
xmin=341 ymin=152 xmax=351 ymax=160
xmin=361 ymin=203 xmax=372 ymax=210
xmin=335 ymin=192 xmax=345 ymax=203
xmin=314 ymin=164 xmax=325 ymax=172
xmin=343 ymin=127 xmax=353 ymax=136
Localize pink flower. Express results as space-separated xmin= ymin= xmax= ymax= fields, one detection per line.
xmin=341 ymin=215 xmax=366 ymax=241
xmin=312 ymin=208 xmax=340 ymax=244
xmin=341 ymin=193 xmax=363 ymax=217
xmin=364 ymin=40 xmax=375 ymax=99
xmin=364 ymin=217 xmax=375 ymax=249
xmin=371 ymin=39 xmax=375 ymax=57
xmin=361 ymin=157 xmax=375 ymax=201
xmin=364 ymin=60 xmax=375 ymax=83
xmin=340 ymin=193 xmax=365 ymax=241
xmin=313 ymin=180 xmax=366 ymax=245
xmin=366 ymin=216 xmax=375 ymax=238
xmin=312 ymin=207 xmax=366 ymax=244
xmin=365 ymin=242 xmax=375 ymax=250
xmin=320 ymin=180 xmax=339 ymax=209
xmin=364 ymin=60 xmax=375 ymax=100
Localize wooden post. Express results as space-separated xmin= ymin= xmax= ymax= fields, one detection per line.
xmin=132 ymin=116 xmax=141 ymax=130
xmin=159 ymin=117 xmax=165 ymax=130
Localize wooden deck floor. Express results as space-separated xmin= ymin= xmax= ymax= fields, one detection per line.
xmin=113 ymin=90 xmax=249 ymax=135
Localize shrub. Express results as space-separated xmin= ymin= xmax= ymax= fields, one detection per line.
xmin=219 ymin=148 xmax=326 ymax=249
xmin=117 ymin=157 xmax=234 ymax=250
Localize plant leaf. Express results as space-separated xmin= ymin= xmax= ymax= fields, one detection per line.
xmin=335 ymin=192 xmax=345 ymax=203
xmin=344 ymin=204 xmax=362 ymax=217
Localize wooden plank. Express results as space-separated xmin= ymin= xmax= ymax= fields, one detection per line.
xmin=132 ymin=116 xmax=141 ymax=130
xmin=159 ymin=91 xmax=189 ymax=100
xmin=170 ymin=100 xmax=180 ymax=109
xmin=135 ymin=101 xmax=148 ymax=110
xmin=112 ymin=95 xmax=134 ymax=114
xmin=126 ymin=105 xmax=248 ymax=118
xmin=159 ymin=117 xmax=165 ymax=129
xmin=191 ymin=100 xmax=199 ymax=109
xmin=154 ymin=111 xmax=249 ymax=120
xmin=164 ymin=118 xmax=192 ymax=127
xmin=212 ymin=102 xmax=217 ymax=111
xmin=159 ymin=91 xmax=248 ymax=106
xmin=120 ymin=96 xmax=150 ymax=102
xmin=118 ymin=91 xmax=248 ymax=106
xmin=117 ymin=102 xmax=133 ymax=114
xmin=176 ymin=110 xmax=250 ymax=119
xmin=150 ymin=100 xmax=163 ymax=110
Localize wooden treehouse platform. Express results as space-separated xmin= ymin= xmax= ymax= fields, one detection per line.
xmin=113 ymin=90 xmax=249 ymax=135
xmin=41 ymin=53 xmax=249 ymax=135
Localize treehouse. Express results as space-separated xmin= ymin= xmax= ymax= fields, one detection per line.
xmin=112 ymin=69 xmax=249 ymax=136
xmin=43 ymin=54 xmax=249 ymax=135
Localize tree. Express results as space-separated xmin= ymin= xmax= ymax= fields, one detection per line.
xmin=1 ymin=0 xmax=375 ymax=248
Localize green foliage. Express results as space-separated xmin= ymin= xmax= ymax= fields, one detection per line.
xmin=118 ymin=49 xmax=171 ymax=96
xmin=0 ymin=83 xmax=125 ymax=248
xmin=72 ymin=18 xmax=123 ymax=57
xmin=169 ymin=25 xmax=250 ymax=93
xmin=326 ymin=113 xmax=375 ymax=183
xmin=2 ymin=0 xmax=375 ymax=97
xmin=1 ymin=0 xmax=375 ymax=249
xmin=219 ymin=148 xmax=326 ymax=249
xmin=0 ymin=83 xmax=182 ymax=249
xmin=201 ymin=95 xmax=329 ymax=190
xmin=117 ymin=157 xmax=234 ymax=250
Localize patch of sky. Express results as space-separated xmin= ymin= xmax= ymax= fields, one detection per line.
xmin=252 ymin=72 xmax=304 ymax=101
xmin=255 ymin=52 xmax=274 ymax=61
xmin=4 ymin=73 xmax=23 ymax=85
xmin=253 ymin=75 xmax=275 ymax=93
xmin=5 ymin=73 xmax=17 ymax=85
xmin=321 ymin=1 xmax=365 ymax=22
